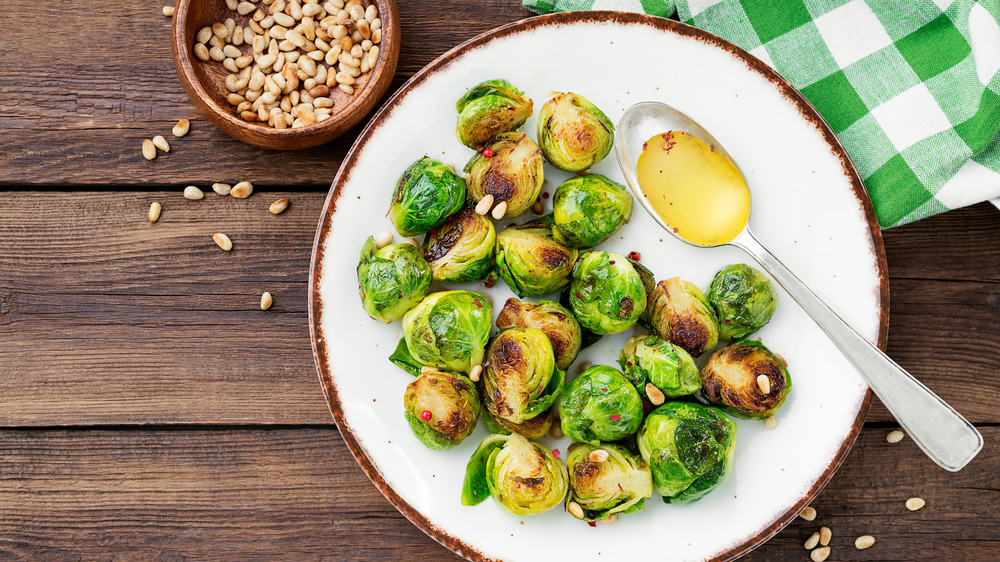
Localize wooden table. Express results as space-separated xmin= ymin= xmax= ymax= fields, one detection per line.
xmin=2 ymin=1 xmax=998 ymax=559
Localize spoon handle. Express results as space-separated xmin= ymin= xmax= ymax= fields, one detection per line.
xmin=734 ymin=230 xmax=982 ymax=472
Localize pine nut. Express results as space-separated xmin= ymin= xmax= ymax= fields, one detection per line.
xmin=338 ymin=83 xmax=354 ymax=95
xmin=213 ymin=233 xmax=233 ymax=251
xmin=567 ymin=501 xmax=584 ymax=520
xmin=532 ymin=201 xmax=543 ymax=214
xmin=194 ymin=43 xmax=211 ymax=61
xmin=227 ymin=93 xmax=245 ymax=106
xmin=588 ymin=449 xmax=609 ymax=463
xmin=303 ymin=3 xmax=323 ymax=17
xmin=238 ymin=1 xmax=256 ymax=15
xmin=371 ymin=28 xmax=381 ymax=44
xmin=491 ymin=201 xmax=508 ymax=219
xmin=197 ymin=27 xmax=213 ymax=44
xmin=261 ymin=292 xmax=274 ymax=310
xmin=184 ymin=186 xmax=204 ymax=200
xmin=804 ymin=532 xmax=820 ymax=550
xmin=599 ymin=514 xmax=618 ymax=525
xmin=367 ymin=47 xmax=378 ymax=68
xmin=645 ymin=383 xmax=665 ymax=406
xmin=212 ymin=183 xmax=232 ymax=195
xmin=349 ymin=4 xmax=364 ymax=20
xmin=474 ymin=194 xmax=494 ymax=215
xmin=819 ymin=527 xmax=831 ymax=546
xmin=810 ymin=547 xmax=830 ymax=562
xmin=357 ymin=19 xmax=370 ymax=39
xmin=142 ymin=139 xmax=157 ymax=160
xmin=212 ymin=22 xmax=229 ymax=39
xmin=309 ymin=85 xmax=330 ymax=98
xmin=232 ymin=26 xmax=244 ymax=46
xmin=226 ymin=0 xmax=238 ymax=9
xmin=365 ymin=4 xmax=378 ymax=21
xmin=335 ymin=72 xmax=354 ymax=85
xmin=577 ymin=361 xmax=593 ymax=374
xmin=148 ymin=202 xmax=162 ymax=223
xmin=886 ymin=430 xmax=904 ymax=443
xmin=855 ymin=535 xmax=875 ymax=550
xmin=799 ymin=506 xmax=817 ymax=521
xmin=314 ymin=96 xmax=334 ymax=108
xmin=468 ymin=364 xmax=482 ymax=383
xmin=209 ymin=35 xmax=225 ymax=49
xmin=162 ymin=6 xmax=175 ymax=16
xmin=548 ymin=421 xmax=562 ymax=439
xmin=231 ymin=181 xmax=254 ymax=199
xmin=371 ymin=17 xmax=381 ymax=32
xmin=757 ymin=374 xmax=770 ymax=394
xmin=905 ymin=497 xmax=925 ymax=511
xmin=763 ymin=416 xmax=777 ymax=430
xmin=223 ymin=58 xmax=239 ymax=73
xmin=151 ymin=135 xmax=170 ymax=153
xmin=210 ymin=47 xmax=226 ymax=61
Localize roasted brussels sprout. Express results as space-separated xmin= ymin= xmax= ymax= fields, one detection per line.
xmin=648 ymin=277 xmax=720 ymax=357
xmin=400 ymin=290 xmax=493 ymax=375
xmin=495 ymin=221 xmax=578 ymax=297
xmin=568 ymin=251 xmax=647 ymax=335
xmin=565 ymin=442 xmax=652 ymax=522
xmin=483 ymin=405 xmax=556 ymax=440
xmin=388 ymin=157 xmax=466 ymax=237
xmin=464 ymin=132 xmax=544 ymax=218
xmin=558 ymin=365 xmax=643 ymax=445
xmin=551 ymin=174 xmax=633 ymax=249
xmin=481 ymin=327 xmax=565 ymax=425
xmin=496 ymin=298 xmax=582 ymax=371
xmin=619 ymin=335 xmax=701 ymax=399
xmin=701 ymin=340 xmax=791 ymax=419
xmin=537 ymin=92 xmax=614 ymax=172
xmin=455 ymin=79 xmax=533 ymax=149
xmin=403 ymin=369 xmax=480 ymax=450
xmin=707 ymin=264 xmax=778 ymax=341
xmin=422 ymin=207 xmax=496 ymax=282
xmin=462 ymin=433 xmax=569 ymax=516
xmin=637 ymin=401 xmax=737 ymax=504
xmin=357 ymin=236 xmax=432 ymax=323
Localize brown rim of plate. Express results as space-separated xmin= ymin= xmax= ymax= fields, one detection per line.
xmin=309 ymin=11 xmax=888 ymax=562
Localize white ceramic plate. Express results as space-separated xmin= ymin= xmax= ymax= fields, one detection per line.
xmin=310 ymin=12 xmax=888 ymax=561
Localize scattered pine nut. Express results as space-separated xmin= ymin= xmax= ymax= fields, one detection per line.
xmin=269 ymin=198 xmax=289 ymax=214
xmin=763 ymin=416 xmax=777 ymax=430
xmin=804 ymin=532 xmax=820 ymax=550
xmin=374 ymin=231 xmax=393 ymax=249
xmin=810 ymin=546 xmax=830 ymax=562
xmin=162 ymin=6 xmax=175 ymax=16
xmin=172 ymin=118 xmax=191 ymax=137
xmin=213 ymin=233 xmax=233 ymax=251
xmin=152 ymin=135 xmax=170 ymax=153
xmin=148 ymin=202 xmax=162 ymax=223
xmin=566 ymin=501 xmax=585 ymax=520
xmin=819 ymin=527 xmax=831 ymax=546
xmin=756 ymin=374 xmax=771 ymax=394
xmin=588 ymin=449 xmax=609 ymax=463
xmin=799 ymin=506 xmax=817 ymax=521
xmin=491 ymin=201 xmax=508 ymax=219
xmin=599 ymin=513 xmax=618 ymax=525
xmin=855 ymin=535 xmax=875 ymax=549
xmin=469 ymin=365 xmax=482 ymax=383
xmin=406 ymin=237 xmax=419 ymax=247
xmin=905 ymin=497 xmax=925 ymax=511
xmin=887 ymin=430 xmax=905 ymax=443
xmin=230 ymin=181 xmax=254 ymax=198
xmin=532 ymin=201 xmax=543 ymax=214
xmin=183 ymin=186 xmax=205 ymax=200
xmin=420 ymin=366 xmax=436 ymax=375
xmin=260 ymin=292 xmax=273 ymax=310
xmin=645 ymin=383 xmax=665 ymax=406
xmin=474 ymin=194 xmax=494 ymax=215
xmin=212 ymin=183 xmax=232 ymax=195
xmin=548 ymin=421 xmax=562 ymax=439
xmin=577 ymin=361 xmax=593 ymax=374
xmin=142 ymin=139 xmax=157 ymax=161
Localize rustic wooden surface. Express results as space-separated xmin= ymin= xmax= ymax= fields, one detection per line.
xmin=0 ymin=1 xmax=998 ymax=560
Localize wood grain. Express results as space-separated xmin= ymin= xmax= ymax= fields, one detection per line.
xmin=0 ymin=426 xmax=996 ymax=560
xmin=0 ymin=1 xmax=531 ymax=185
xmin=0 ymin=193 xmax=997 ymax=426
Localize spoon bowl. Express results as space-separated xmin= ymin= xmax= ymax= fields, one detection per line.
xmin=614 ymin=101 xmax=983 ymax=472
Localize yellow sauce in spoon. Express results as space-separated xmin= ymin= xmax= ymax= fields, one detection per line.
xmin=636 ymin=131 xmax=750 ymax=246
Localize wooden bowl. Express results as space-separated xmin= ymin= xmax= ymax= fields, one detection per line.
xmin=171 ymin=0 xmax=400 ymax=150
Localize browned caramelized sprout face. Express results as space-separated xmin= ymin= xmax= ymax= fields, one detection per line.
xmin=403 ymin=369 xmax=480 ymax=449
xmin=700 ymin=340 xmax=791 ymax=419
xmin=496 ymin=298 xmax=583 ymax=371
xmin=647 ymin=277 xmax=720 ymax=357
xmin=481 ymin=327 xmax=565 ymax=425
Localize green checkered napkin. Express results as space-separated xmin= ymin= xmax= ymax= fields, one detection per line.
xmin=524 ymin=0 xmax=1000 ymax=228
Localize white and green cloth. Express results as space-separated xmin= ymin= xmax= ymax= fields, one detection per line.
xmin=524 ymin=0 xmax=1000 ymax=228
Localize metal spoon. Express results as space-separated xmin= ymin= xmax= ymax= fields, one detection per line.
xmin=614 ymin=101 xmax=982 ymax=472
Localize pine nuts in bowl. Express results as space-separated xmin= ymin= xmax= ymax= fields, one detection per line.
xmin=171 ymin=0 xmax=399 ymax=149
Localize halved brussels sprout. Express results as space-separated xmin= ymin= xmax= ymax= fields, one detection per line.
xmin=388 ymin=157 xmax=466 ymax=237
xmin=357 ymin=237 xmax=432 ymax=323
xmin=619 ymin=335 xmax=701 ymax=399
xmin=648 ymin=277 xmax=720 ymax=357
xmin=403 ymin=369 xmax=480 ymax=450
xmin=456 ymin=79 xmax=534 ymax=149
xmin=568 ymin=251 xmax=647 ymax=335
xmin=558 ymin=365 xmax=643 ymax=445
xmin=637 ymin=401 xmax=737 ymax=504
xmin=537 ymin=92 xmax=614 ymax=172
xmin=565 ymin=442 xmax=652 ymax=522
xmin=481 ymin=327 xmax=565 ymax=425
xmin=707 ymin=264 xmax=778 ymax=341
xmin=496 ymin=298 xmax=582 ymax=371
xmin=483 ymin=405 xmax=556 ymax=440
xmin=422 ymin=207 xmax=496 ymax=282
xmin=464 ymin=132 xmax=544 ymax=218
xmin=495 ymin=221 xmax=578 ymax=297
xmin=462 ymin=433 xmax=568 ymax=516
xmin=400 ymin=290 xmax=493 ymax=375
xmin=551 ymin=174 xmax=633 ymax=248
xmin=701 ymin=340 xmax=791 ymax=419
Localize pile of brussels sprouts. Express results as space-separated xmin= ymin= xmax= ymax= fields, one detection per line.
xmin=356 ymin=78 xmax=793 ymax=523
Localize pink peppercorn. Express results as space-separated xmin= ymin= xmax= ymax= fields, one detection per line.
xmin=420 ymin=410 xmax=432 ymax=422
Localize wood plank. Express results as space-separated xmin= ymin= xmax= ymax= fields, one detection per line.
xmin=0 ymin=426 xmax=996 ymax=560
xmin=0 ymin=194 xmax=997 ymax=425
xmin=0 ymin=1 xmax=531 ymax=186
